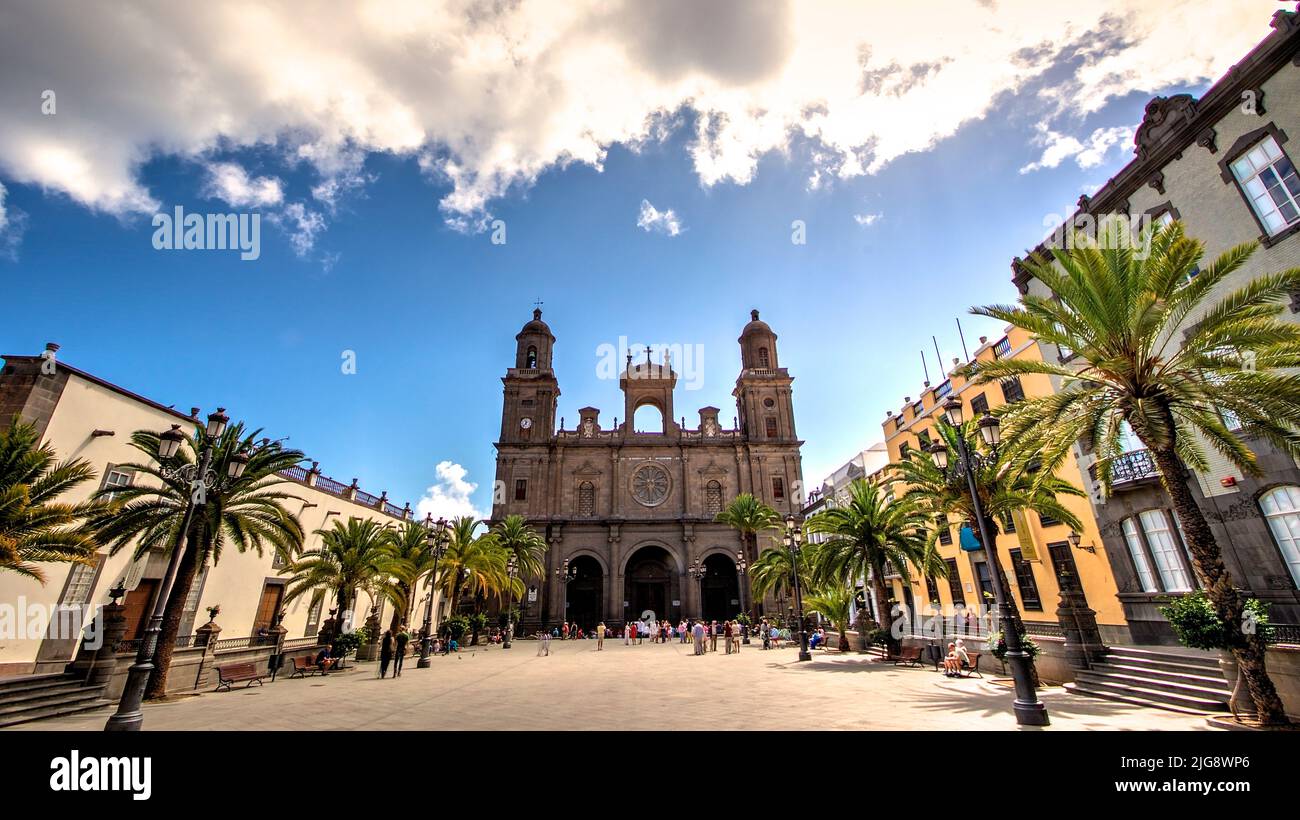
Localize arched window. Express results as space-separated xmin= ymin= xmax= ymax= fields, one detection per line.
xmin=526 ymin=345 xmax=538 ymax=368
xmin=758 ymin=347 xmax=770 ymax=368
xmin=578 ymin=481 xmax=595 ymax=517
xmin=704 ymin=480 xmax=723 ymax=516
xmin=1260 ymin=486 xmax=1300 ymax=588
xmin=633 ymin=403 xmax=664 ymax=433
xmin=1120 ymin=510 xmax=1194 ymax=593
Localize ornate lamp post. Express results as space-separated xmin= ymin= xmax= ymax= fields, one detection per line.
xmin=417 ymin=515 xmax=449 ymax=669
xmin=736 ymin=550 xmax=751 ymax=644
xmin=107 ymin=409 xmax=238 ymax=732
xmin=503 ymin=554 xmax=517 ymax=649
xmin=782 ymin=515 xmax=812 ymax=662
xmin=926 ymin=398 xmax=1049 ymax=726
xmin=688 ymin=557 xmax=705 ymax=619
xmin=554 ymin=557 xmax=577 ymax=630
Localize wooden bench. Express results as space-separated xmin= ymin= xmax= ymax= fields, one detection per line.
xmin=956 ymin=651 xmax=983 ymax=678
xmin=288 ymin=655 xmax=335 ymax=678
xmin=886 ymin=646 xmax=923 ymax=667
xmin=215 ymin=661 xmax=266 ymax=691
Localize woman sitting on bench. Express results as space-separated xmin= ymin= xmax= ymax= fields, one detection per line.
xmin=943 ymin=639 xmax=969 ymax=677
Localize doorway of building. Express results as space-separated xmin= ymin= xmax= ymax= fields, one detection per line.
xmin=701 ymin=553 xmax=739 ymax=622
xmin=566 ymin=556 xmax=603 ymax=631
xmin=121 ymin=579 xmax=159 ymax=641
xmin=624 ymin=545 xmax=676 ymax=625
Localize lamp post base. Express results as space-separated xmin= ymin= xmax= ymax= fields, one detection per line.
xmin=1012 ymin=699 xmax=1051 ymax=726
xmin=417 ymin=636 xmax=432 ymax=669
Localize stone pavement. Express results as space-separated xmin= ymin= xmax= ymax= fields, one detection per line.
xmin=7 ymin=639 xmax=1218 ymax=731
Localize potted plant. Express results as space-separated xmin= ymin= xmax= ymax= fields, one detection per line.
xmin=986 ymin=628 xmax=1041 ymax=686
xmin=1158 ymin=590 xmax=1275 ymax=720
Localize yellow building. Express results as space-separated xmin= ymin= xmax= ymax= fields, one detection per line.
xmin=880 ymin=325 xmax=1131 ymax=644
xmin=0 ymin=344 xmax=444 ymax=678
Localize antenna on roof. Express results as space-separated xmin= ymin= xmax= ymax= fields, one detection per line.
xmin=932 ymin=336 xmax=943 ymax=376
xmin=920 ymin=350 xmax=930 ymax=384
xmin=956 ymin=317 xmax=970 ymax=361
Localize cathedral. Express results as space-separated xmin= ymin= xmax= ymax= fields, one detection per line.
xmin=491 ymin=308 xmax=805 ymax=631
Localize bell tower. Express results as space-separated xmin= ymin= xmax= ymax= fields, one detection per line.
xmin=621 ymin=346 xmax=678 ymax=436
xmin=734 ymin=309 xmax=795 ymax=442
xmin=500 ymin=308 xmax=560 ymax=444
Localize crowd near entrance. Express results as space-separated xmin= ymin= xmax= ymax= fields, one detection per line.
xmin=625 ymin=545 xmax=677 ymax=625
xmin=566 ymin=556 xmax=603 ymax=632
xmin=701 ymin=553 xmax=740 ymax=622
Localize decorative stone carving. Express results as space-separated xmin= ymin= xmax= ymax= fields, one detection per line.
xmin=1134 ymin=94 xmax=1197 ymax=160
xmin=1146 ymin=170 xmax=1166 ymax=195
xmin=630 ymin=463 xmax=671 ymax=507
xmin=1196 ymin=126 xmax=1218 ymax=154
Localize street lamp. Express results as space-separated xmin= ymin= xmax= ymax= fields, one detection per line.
xmin=783 ymin=514 xmax=812 ymax=662
xmin=736 ymin=550 xmax=751 ymax=644
xmin=417 ymin=515 xmax=449 ymax=668
xmin=688 ymin=557 xmax=705 ymax=619
xmin=503 ymin=554 xmax=517 ymax=649
xmin=555 ymin=557 xmax=577 ymax=631
xmin=926 ymin=409 xmax=1049 ymax=726
xmin=106 ymin=407 xmax=230 ymax=731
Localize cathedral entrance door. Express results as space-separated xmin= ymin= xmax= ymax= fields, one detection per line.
xmin=567 ymin=556 xmax=603 ymax=632
xmin=701 ymin=553 xmax=740 ymax=622
xmin=623 ymin=545 xmax=677 ymax=625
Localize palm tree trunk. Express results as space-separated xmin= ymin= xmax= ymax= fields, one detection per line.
xmin=1147 ymin=444 xmax=1289 ymax=725
xmin=143 ymin=525 xmax=201 ymax=700
xmin=871 ymin=574 xmax=894 ymax=652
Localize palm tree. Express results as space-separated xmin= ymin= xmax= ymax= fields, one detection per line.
xmin=749 ymin=542 xmax=809 ymax=615
xmin=435 ymin=516 xmax=508 ymax=619
xmin=972 ymin=221 xmax=1300 ymax=725
xmin=491 ymin=514 xmax=547 ymax=626
xmin=92 ymin=423 xmax=305 ymax=699
xmin=0 ymin=418 xmax=103 ymax=581
xmin=803 ymin=585 xmax=855 ymax=651
xmin=283 ymin=517 xmax=395 ymax=640
xmin=715 ymin=493 xmax=781 ymax=612
xmin=804 ymin=478 xmax=933 ymax=643
xmin=382 ymin=520 xmax=440 ymax=632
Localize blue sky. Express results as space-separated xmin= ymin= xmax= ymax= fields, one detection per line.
xmin=0 ymin=1 xmax=1281 ymax=516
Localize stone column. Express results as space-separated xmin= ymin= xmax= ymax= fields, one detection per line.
xmin=1055 ymin=576 xmax=1107 ymax=669
xmin=84 ymin=600 xmax=128 ymax=689
xmin=192 ymin=613 xmax=223 ymax=692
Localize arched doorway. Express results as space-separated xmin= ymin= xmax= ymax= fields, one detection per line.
xmin=701 ymin=553 xmax=740 ymax=622
xmin=567 ymin=556 xmax=603 ymax=632
xmin=624 ymin=546 xmax=677 ymax=625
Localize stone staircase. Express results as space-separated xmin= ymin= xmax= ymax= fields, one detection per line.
xmin=1065 ymin=646 xmax=1231 ymax=715
xmin=0 ymin=672 xmax=112 ymax=728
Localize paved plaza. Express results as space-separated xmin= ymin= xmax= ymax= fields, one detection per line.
xmin=8 ymin=640 xmax=1217 ymax=731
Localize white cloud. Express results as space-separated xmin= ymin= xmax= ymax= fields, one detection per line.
xmin=636 ymin=199 xmax=683 ymax=236
xmin=853 ymin=211 xmax=883 ymax=227
xmin=1019 ymin=124 xmax=1135 ymax=174
xmin=267 ymin=202 xmax=326 ymax=257
xmin=0 ymin=1 xmax=1276 ymax=229
xmin=202 ymin=162 xmax=285 ymax=208
xmin=416 ymin=460 xmax=485 ymax=521
xmin=0 ymin=182 xmax=26 ymax=259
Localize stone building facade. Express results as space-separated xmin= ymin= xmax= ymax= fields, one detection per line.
xmin=1013 ymin=6 xmax=1300 ymax=643
xmin=491 ymin=309 xmax=805 ymax=631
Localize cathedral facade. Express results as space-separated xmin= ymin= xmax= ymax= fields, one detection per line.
xmin=491 ymin=309 xmax=805 ymax=631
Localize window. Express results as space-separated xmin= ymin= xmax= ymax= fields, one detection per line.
xmin=933 ymin=380 xmax=952 ymax=400
xmin=1037 ymin=511 xmax=1061 ymax=528
xmin=764 ymin=417 xmax=778 ymax=438
xmin=898 ymin=441 xmax=911 ymax=461
xmin=578 ymin=481 xmax=595 ymax=517
xmin=60 ymin=561 xmax=98 ymax=607
xmin=305 ymin=590 xmax=325 ymax=637
xmin=102 ymin=467 xmax=133 ymax=502
xmin=1047 ymin=542 xmax=1082 ymax=593
xmin=514 ymin=479 xmax=528 ymax=501
xmin=1122 ymin=511 xmax=1193 ymax=593
xmin=772 ymin=477 xmax=785 ymax=501
xmin=992 ymin=337 xmax=1012 ymax=359
xmin=925 ymin=574 xmax=941 ymax=604
xmin=970 ymin=393 xmax=989 ymax=416
xmin=526 ymin=345 xmax=537 ymax=368
xmin=1122 ymin=517 xmax=1159 ymax=592
xmin=1260 ymin=486 xmax=1300 ymax=589
xmin=1139 ymin=510 xmax=1194 ymax=593
xmin=704 ymin=480 xmax=723 ymax=517
xmin=1002 ymin=513 xmax=1016 ymax=534
xmin=936 ymin=517 xmax=952 ymax=546
xmin=1009 ymin=549 xmax=1042 ymax=611
xmin=1000 ymin=377 xmax=1025 ymax=403
xmin=758 ymin=347 xmax=771 ymax=368
xmin=945 ymin=558 xmax=965 ymax=606
xmin=916 ymin=429 xmax=931 ymax=447
xmin=1229 ymin=135 xmax=1300 ymax=236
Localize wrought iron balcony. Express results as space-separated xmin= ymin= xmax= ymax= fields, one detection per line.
xmin=1091 ymin=449 xmax=1160 ymax=487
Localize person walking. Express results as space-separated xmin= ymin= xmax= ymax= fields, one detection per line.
xmin=562 ymin=622 xmax=570 ymax=641
xmin=724 ymin=620 xmax=733 ymax=654
xmin=709 ymin=620 xmax=719 ymax=652
xmin=393 ymin=625 xmax=410 ymax=677
xmin=692 ymin=620 xmax=706 ymax=656
xmin=597 ymin=621 xmax=606 ymax=650
xmin=379 ymin=628 xmax=395 ymax=679
xmin=761 ymin=619 xmax=771 ymax=650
